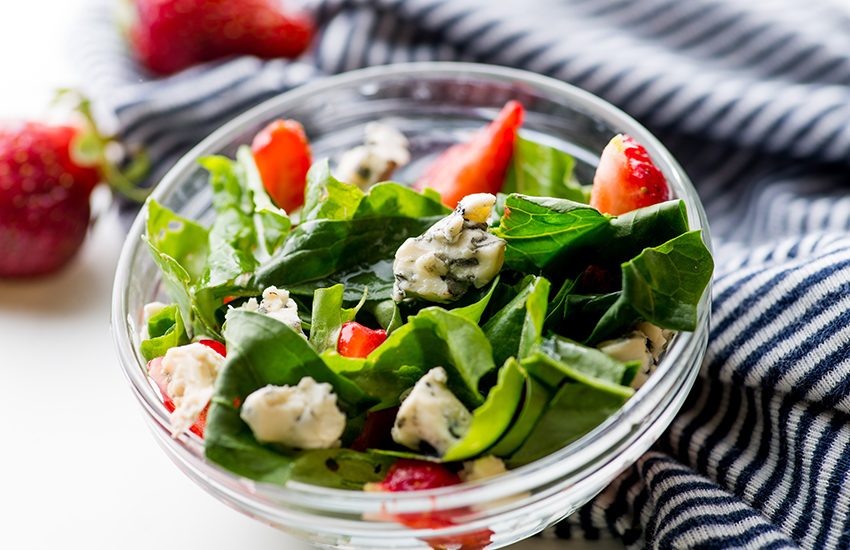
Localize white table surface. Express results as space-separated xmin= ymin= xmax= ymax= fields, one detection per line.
xmin=1 ymin=2 xmax=623 ymax=549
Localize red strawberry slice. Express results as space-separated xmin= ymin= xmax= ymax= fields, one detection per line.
xmin=338 ymin=321 xmax=388 ymax=359
xmin=251 ymin=119 xmax=312 ymax=212
xmin=414 ymin=101 xmax=524 ymax=208
xmin=589 ymin=134 xmax=670 ymax=216
xmin=130 ymin=0 xmax=315 ymax=76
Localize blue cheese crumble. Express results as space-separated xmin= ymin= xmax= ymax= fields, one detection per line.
xmin=239 ymin=377 xmax=346 ymax=449
xmin=392 ymin=193 xmax=506 ymax=303
xmin=391 ymin=367 xmax=473 ymax=456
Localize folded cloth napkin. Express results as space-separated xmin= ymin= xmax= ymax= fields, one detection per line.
xmin=73 ymin=0 xmax=850 ymax=548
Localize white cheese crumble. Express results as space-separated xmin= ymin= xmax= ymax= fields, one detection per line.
xmin=597 ymin=321 xmax=674 ymax=388
xmin=239 ymin=377 xmax=346 ymax=449
xmin=226 ymin=286 xmax=304 ymax=336
xmin=459 ymin=455 xmax=508 ymax=483
xmin=392 ymin=193 xmax=506 ymax=303
xmin=160 ymin=342 xmax=226 ymax=437
xmin=335 ymin=122 xmax=411 ymax=189
xmin=391 ymin=367 xmax=473 ymax=456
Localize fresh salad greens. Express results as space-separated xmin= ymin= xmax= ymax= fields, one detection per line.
xmin=140 ymin=132 xmax=713 ymax=492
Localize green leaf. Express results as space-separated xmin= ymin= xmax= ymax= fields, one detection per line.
xmin=584 ymin=230 xmax=714 ymax=345
xmin=353 ymin=181 xmax=451 ymax=219
xmin=443 ymin=358 xmax=526 ymax=461
xmin=489 ymin=375 xmax=552 ymax=457
xmin=503 ymin=136 xmax=590 ymax=203
xmin=302 ymin=159 xmax=365 ymax=222
xmin=236 ymin=146 xmax=290 ymax=256
xmin=309 ymin=284 xmax=346 ymax=354
xmin=531 ymin=335 xmax=638 ymax=388
xmin=139 ymin=304 xmax=190 ymax=362
xmin=369 ymin=308 xmax=496 ymax=409
xmin=254 ymin=215 xmax=445 ymax=297
xmin=506 ymin=379 xmax=633 ymax=468
xmin=322 ymin=351 xmax=424 ymax=411
xmin=494 ymin=194 xmax=611 ymax=274
xmin=482 ymin=275 xmax=551 ymax=367
xmin=289 ymin=449 xmax=397 ymax=490
xmin=145 ymin=199 xmax=209 ymax=285
xmin=367 ymin=299 xmax=404 ymax=333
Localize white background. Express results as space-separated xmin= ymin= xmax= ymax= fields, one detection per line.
xmin=0 ymin=1 xmax=621 ymax=549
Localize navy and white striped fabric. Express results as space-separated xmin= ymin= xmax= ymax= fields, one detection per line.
xmin=73 ymin=0 xmax=850 ymax=547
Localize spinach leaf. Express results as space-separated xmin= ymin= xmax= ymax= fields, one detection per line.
xmin=490 ymin=375 xmax=552 ymax=457
xmin=369 ymin=308 xmax=495 ymax=409
xmin=584 ymin=230 xmax=713 ymax=345
xmin=289 ymin=449 xmax=397 ymax=490
xmin=448 ymin=274 xmax=500 ymax=324
xmin=494 ymin=194 xmax=611 ymax=274
xmin=366 ymin=299 xmax=403 ymax=333
xmin=506 ymin=379 xmax=633 ymax=468
xmin=322 ymin=352 xmax=424 ymax=411
xmin=596 ymin=200 xmax=689 ymax=265
xmin=482 ymin=275 xmax=550 ymax=366
xmin=144 ymin=200 xmax=210 ymax=331
xmin=353 ymin=182 xmax=450 ymax=219
xmin=139 ymin=304 xmax=190 ymax=361
xmin=236 ymin=146 xmax=290 ymax=256
xmin=309 ymin=284 xmax=347 ymax=354
xmin=302 ymin=159 xmax=365 ymax=222
xmin=204 ymin=311 xmax=378 ymax=485
xmin=533 ymin=335 xmax=639 ymax=387
xmin=443 ymin=358 xmax=526 ymax=461
xmin=503 ymin=135 xmax=590 ymax=202
xmin=254 ymin=215 xmax=445 ymax=297
xmin=285 ymin=258 xmax=396 ymax=302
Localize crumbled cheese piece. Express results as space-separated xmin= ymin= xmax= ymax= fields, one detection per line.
xmin=391 ymin=367 xmax=472 ymax=455
xmin=597 ymin=322 xmax=674 ymax=388
xmin=226 ymin=286 xmax=304 ymax=336
xmin=459 ymin=455 xmax=508 ymax=483
xmin=335 ymin=122 xmax=410 ymax=189
xmin=239 ymin=377 xmax=346 ymax=449
xmin=161 ymin=343 xmax=226 ymax=437
xmin=139 ymin=301 xmax=169 ymax=341
xmin=392 ymin=193 xmax=506 ymax=303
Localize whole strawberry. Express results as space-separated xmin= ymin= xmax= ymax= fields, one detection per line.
xmin=0 ymin=122 xmax=100 ymax=277
xmin=130 ymin=0 xmax=315 ymax=75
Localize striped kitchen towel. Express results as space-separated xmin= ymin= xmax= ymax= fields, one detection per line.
xmin=72 ymin=0 xmax=850 ymax=548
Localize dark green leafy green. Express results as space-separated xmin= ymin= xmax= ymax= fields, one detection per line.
xmin=443 ymin=358 xmax=526 ymax=461
xmin=236 ymin=146 xmax=290 ymax=256
xmin=370 ymin=308 xmax=495 ymax=409
xmin=490 ymin=374 xmax=552 ymax=457
xmin=533 ymin=334 xmax=639 ymax=387
xmin=448 ymin=275 xmax=500 ymax=324
xmin=506 ymin=380 xmax=633 ymax=468
xmin=353 ymin=182 xmax=450 ymax=219
xmin=255 ymin=216 xmax=445 ymax=300
xmin=482 ymin=275 xmax=551 ymax=366
xmin=289 ymin=448 xmax=397 ymax=490
xmin=302 ymin=159 xmax=365 ymax=222
xmin=503 ymin=135 xmax=590 ymax=202
xmin=309 ymin=284 xmax=348 ymax=354
xmin=322 ymin=352 xmax=424 ymax=411
xmin=584 ymin=230 xmax=713 ymax=345
xmin=139 ymin=304 xmax=190 ymax=361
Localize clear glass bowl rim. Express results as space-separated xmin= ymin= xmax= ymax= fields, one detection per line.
xmin=111 ymin=62 xmax=712 ymax=520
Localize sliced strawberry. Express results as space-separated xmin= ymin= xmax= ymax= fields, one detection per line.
xmin=414 ymin=101 xmax=524 ymax=208
xmin=370 ymin=459 xmax=461 ymax=492
xmin=589 ymin=134 xmax=670 ymax=216
xmin=338 ymin=322 xmax=388 ymax=359
xmin=251 ymin=119 xmax=312 ymax=212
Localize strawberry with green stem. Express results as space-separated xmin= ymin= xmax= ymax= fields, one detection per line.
xmin=0 ymin=91 xmax=150 ymax=277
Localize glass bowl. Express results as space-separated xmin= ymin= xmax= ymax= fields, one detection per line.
xmin=112 ymin=62 xmax=712 ymax=550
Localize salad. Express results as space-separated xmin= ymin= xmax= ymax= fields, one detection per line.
xmin=138 ymin=100 xmax=713 ymax=500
